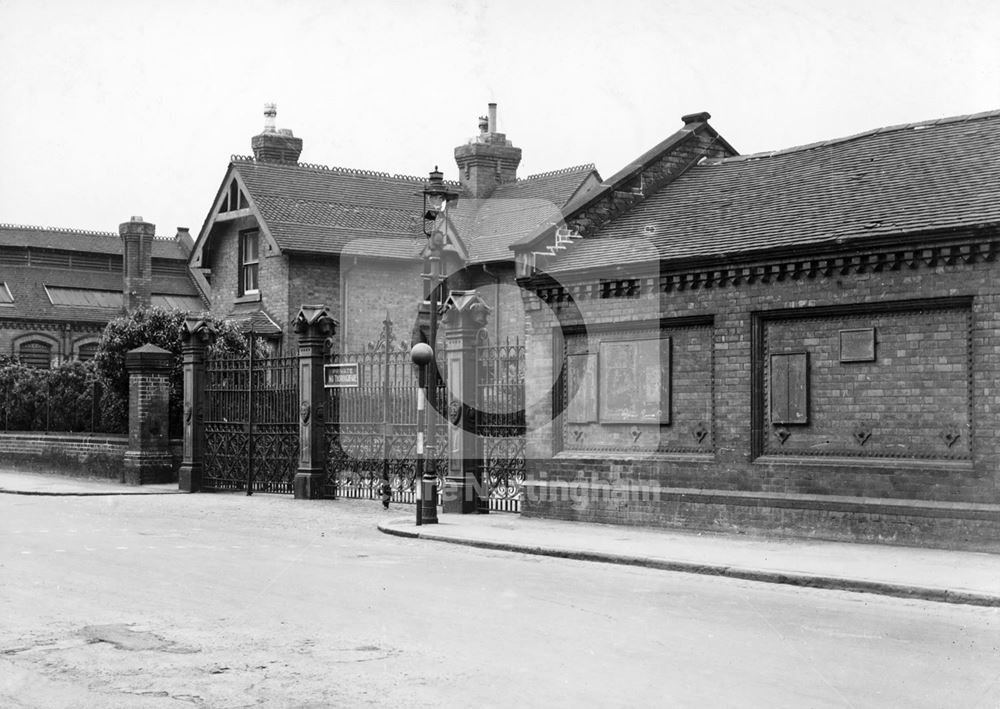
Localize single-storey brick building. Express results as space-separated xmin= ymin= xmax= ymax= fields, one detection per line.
xmin=513 ymin=109 xmax=1000 ymax=551
xmin=0 ymin=221 xmax=203 ymax=366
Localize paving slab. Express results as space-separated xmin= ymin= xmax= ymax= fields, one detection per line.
xmin=379 ymin=513 xmax=1000 ymax=607
xmin=0 ymin=469 xmax=181 ymax=496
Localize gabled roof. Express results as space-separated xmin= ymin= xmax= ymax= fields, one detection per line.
xmin=0 ymin=224 xmax=191 ymax=260
xmin=230 ymin=158 xmax=431 ymax=254
xmin=228 ymin=157 xmax=598 ymax=263
xmin=549 ymin=110 xmax=1000 ymax=273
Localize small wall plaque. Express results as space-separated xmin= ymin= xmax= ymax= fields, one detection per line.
xmin=840 ymin=328 xmax=876 ymax=362
xmin=324 ymin=363 xmax=360 ymax=388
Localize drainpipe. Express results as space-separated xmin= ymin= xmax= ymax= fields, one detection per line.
xmin=481 ymin=263 xmax=501 ymax=344
xmin=339 ymin=256 xmax=358 ymax=350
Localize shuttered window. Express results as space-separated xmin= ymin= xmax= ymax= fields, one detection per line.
xmin=19 ymin=341 xmax=52 ymax=369
xmin=770 ymin=352 xmax=808 ymax=424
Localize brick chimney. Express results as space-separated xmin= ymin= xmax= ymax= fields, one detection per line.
xmin=454 ymin=102 xmax=522 ymax=199
xmin=251 ymin=103 xmax=303 ymax=163
xmin=120 ymin=216 xmax=155 ymax=312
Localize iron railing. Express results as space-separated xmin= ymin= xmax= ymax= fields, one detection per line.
xmin=203 ymin=349 xmax=299 ymax=493
xmin=323 ymin=318 xmax=447 ymax=502
xmin=476 ymin=338 xmax=526 ymax=512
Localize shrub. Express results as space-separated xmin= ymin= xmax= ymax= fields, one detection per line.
xmin=92 ymin=307 xmax=249 ymax=436
xmin=0 ymin=359 xmax=114 ymax=432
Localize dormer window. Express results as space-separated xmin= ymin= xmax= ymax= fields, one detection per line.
xmin=239 ymin=230 xmax=260 ymax=295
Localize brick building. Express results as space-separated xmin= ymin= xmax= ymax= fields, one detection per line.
xmin=188 ymin=104 xmax=599 ymax=351
xmin=513 ymin=110 xmax=1000 ymax=550
xmin=0 ymin=220 xmax=204 ymax=366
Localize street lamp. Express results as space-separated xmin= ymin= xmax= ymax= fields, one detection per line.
xmin=410 ymin=166 xmax=459 ymax=526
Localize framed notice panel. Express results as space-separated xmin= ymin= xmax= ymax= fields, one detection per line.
xmin=840 ymin=328 xmax=876 ymax=362
xmin=324 ymin=363 xmax=360 ymax=388
xmin=599 ymin=338 xmax=670 ymax=424
xmin=566 ymin=353 xmax=598 ymax=423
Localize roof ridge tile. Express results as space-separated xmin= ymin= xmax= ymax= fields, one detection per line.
xmin=710 ymin=108 xmax=1000 ymax=165
xmin=522 ymin=163 xmax=596 ymax=181
xmin=231 ymin=155 xmax=460 ymax=185
xmin=0 ymin=223 xmax=118 ymax=237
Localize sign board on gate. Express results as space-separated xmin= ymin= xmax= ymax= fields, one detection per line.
xmin=324 ymin=363 xmax=360 ymax=388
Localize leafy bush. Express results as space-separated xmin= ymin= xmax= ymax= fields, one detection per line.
xmin=0 ymin=359 xmax=116 ymax=432
xmin=93 ymin=307 xmax=250 ymax=436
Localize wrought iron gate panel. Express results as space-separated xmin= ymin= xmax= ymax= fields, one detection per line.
xmin=476 ymin=338 xmax=526 ymax=512
xmin=203 ymin=350 xmax=299 ymax=494
xmin=323 ymin=318 xmax=446 ymax=502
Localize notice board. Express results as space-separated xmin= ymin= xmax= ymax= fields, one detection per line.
xmin=598 ymin=338 xmax=670 ymax=424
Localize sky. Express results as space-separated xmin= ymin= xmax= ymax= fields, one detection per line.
xmin=0 ymin=0 xmax=998 ymax=237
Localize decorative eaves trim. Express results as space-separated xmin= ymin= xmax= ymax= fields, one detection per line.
xmin=526 ymin=238 xmax=999 ymax=306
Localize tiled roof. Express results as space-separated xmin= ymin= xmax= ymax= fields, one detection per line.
xmin=233 ymin=159 xmax=429 ymax=254
xmin=551 ymin=110 xmax=1000 ymax=273
xmin=232 ymin=158 xmax=597 ymax=262
xmin=0 ymin=224 xmax=190 ymax=259
xmin=225 ymin=305 xmax=283 ymax=336
xmin=451 ymin=165 xmax=600 ymax=262
xmin=0 ymin=266 xmax=203 ymax=325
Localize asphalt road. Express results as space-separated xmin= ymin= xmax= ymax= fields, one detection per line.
xmin=2 ymin=492 xmax=998 ymax=708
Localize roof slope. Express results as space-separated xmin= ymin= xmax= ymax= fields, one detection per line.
xmin=552 ymin=110 xmax=1000 ymax=273
xmin=232 ymin=158 xmax=597 ymax=262
xmin=233 ymin=159 xmax=429 ymax=254
xmin=0 ymin=265 xmax=203 ymax=324
xmin=0 ymin=224 xmax=190 ymax=259
xmin=454 ymin=165 xmax=599 ymax=262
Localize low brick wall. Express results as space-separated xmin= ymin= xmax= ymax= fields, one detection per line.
xmin=0 ymin=432 xmax=182 ymax=484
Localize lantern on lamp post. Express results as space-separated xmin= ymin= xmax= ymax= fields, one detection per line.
xmin=410 ymin=166 xmax=459 ymax=525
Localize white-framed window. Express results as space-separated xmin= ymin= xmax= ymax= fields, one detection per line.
xmin=239 ymin=229 xmax=259 ymax=295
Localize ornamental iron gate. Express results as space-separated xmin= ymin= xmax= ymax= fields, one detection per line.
xmin=323 ymin=317 xmax=447 ymax=502
xmin=476 ymin=338 xmax=526 ymax=512
xmin=202 ymin=345 xmax=299 ymax=493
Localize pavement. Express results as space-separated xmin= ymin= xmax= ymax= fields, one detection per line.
xmin=0 ymin=469 xmax=181 ymax=497
xmin=3 ymin=469 xmax=999 ymax=608
xmin=378 ymin=514 xmax=1000 ymax=608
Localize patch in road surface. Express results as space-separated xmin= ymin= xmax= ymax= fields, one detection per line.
xmin=79 ymin=624 xmax=199 ymax=654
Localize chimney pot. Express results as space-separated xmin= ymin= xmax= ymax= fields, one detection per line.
xmin=454 ymin=102 xmax=521 ymax=198
xmin=252 ymin=104 xmax=303 ymax=163
xmin=681 ymin=111 xmax=712 ymax=125
xmin=264 ymin=103 xmax=278 ymax=132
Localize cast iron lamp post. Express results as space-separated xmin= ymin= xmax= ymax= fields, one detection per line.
xmin=410 ymin=166 xmax=459 ymax=525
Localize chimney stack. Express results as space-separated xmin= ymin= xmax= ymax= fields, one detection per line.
xmin=251 ymin=103 xmax=303 ymax=163
xmin=174 ymin=227 xmax=193 ymax=253
xmin=120 ymin=216 xmax=155 ymax=312
xmin=454 ymin=103 xmax=522 ymax=199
